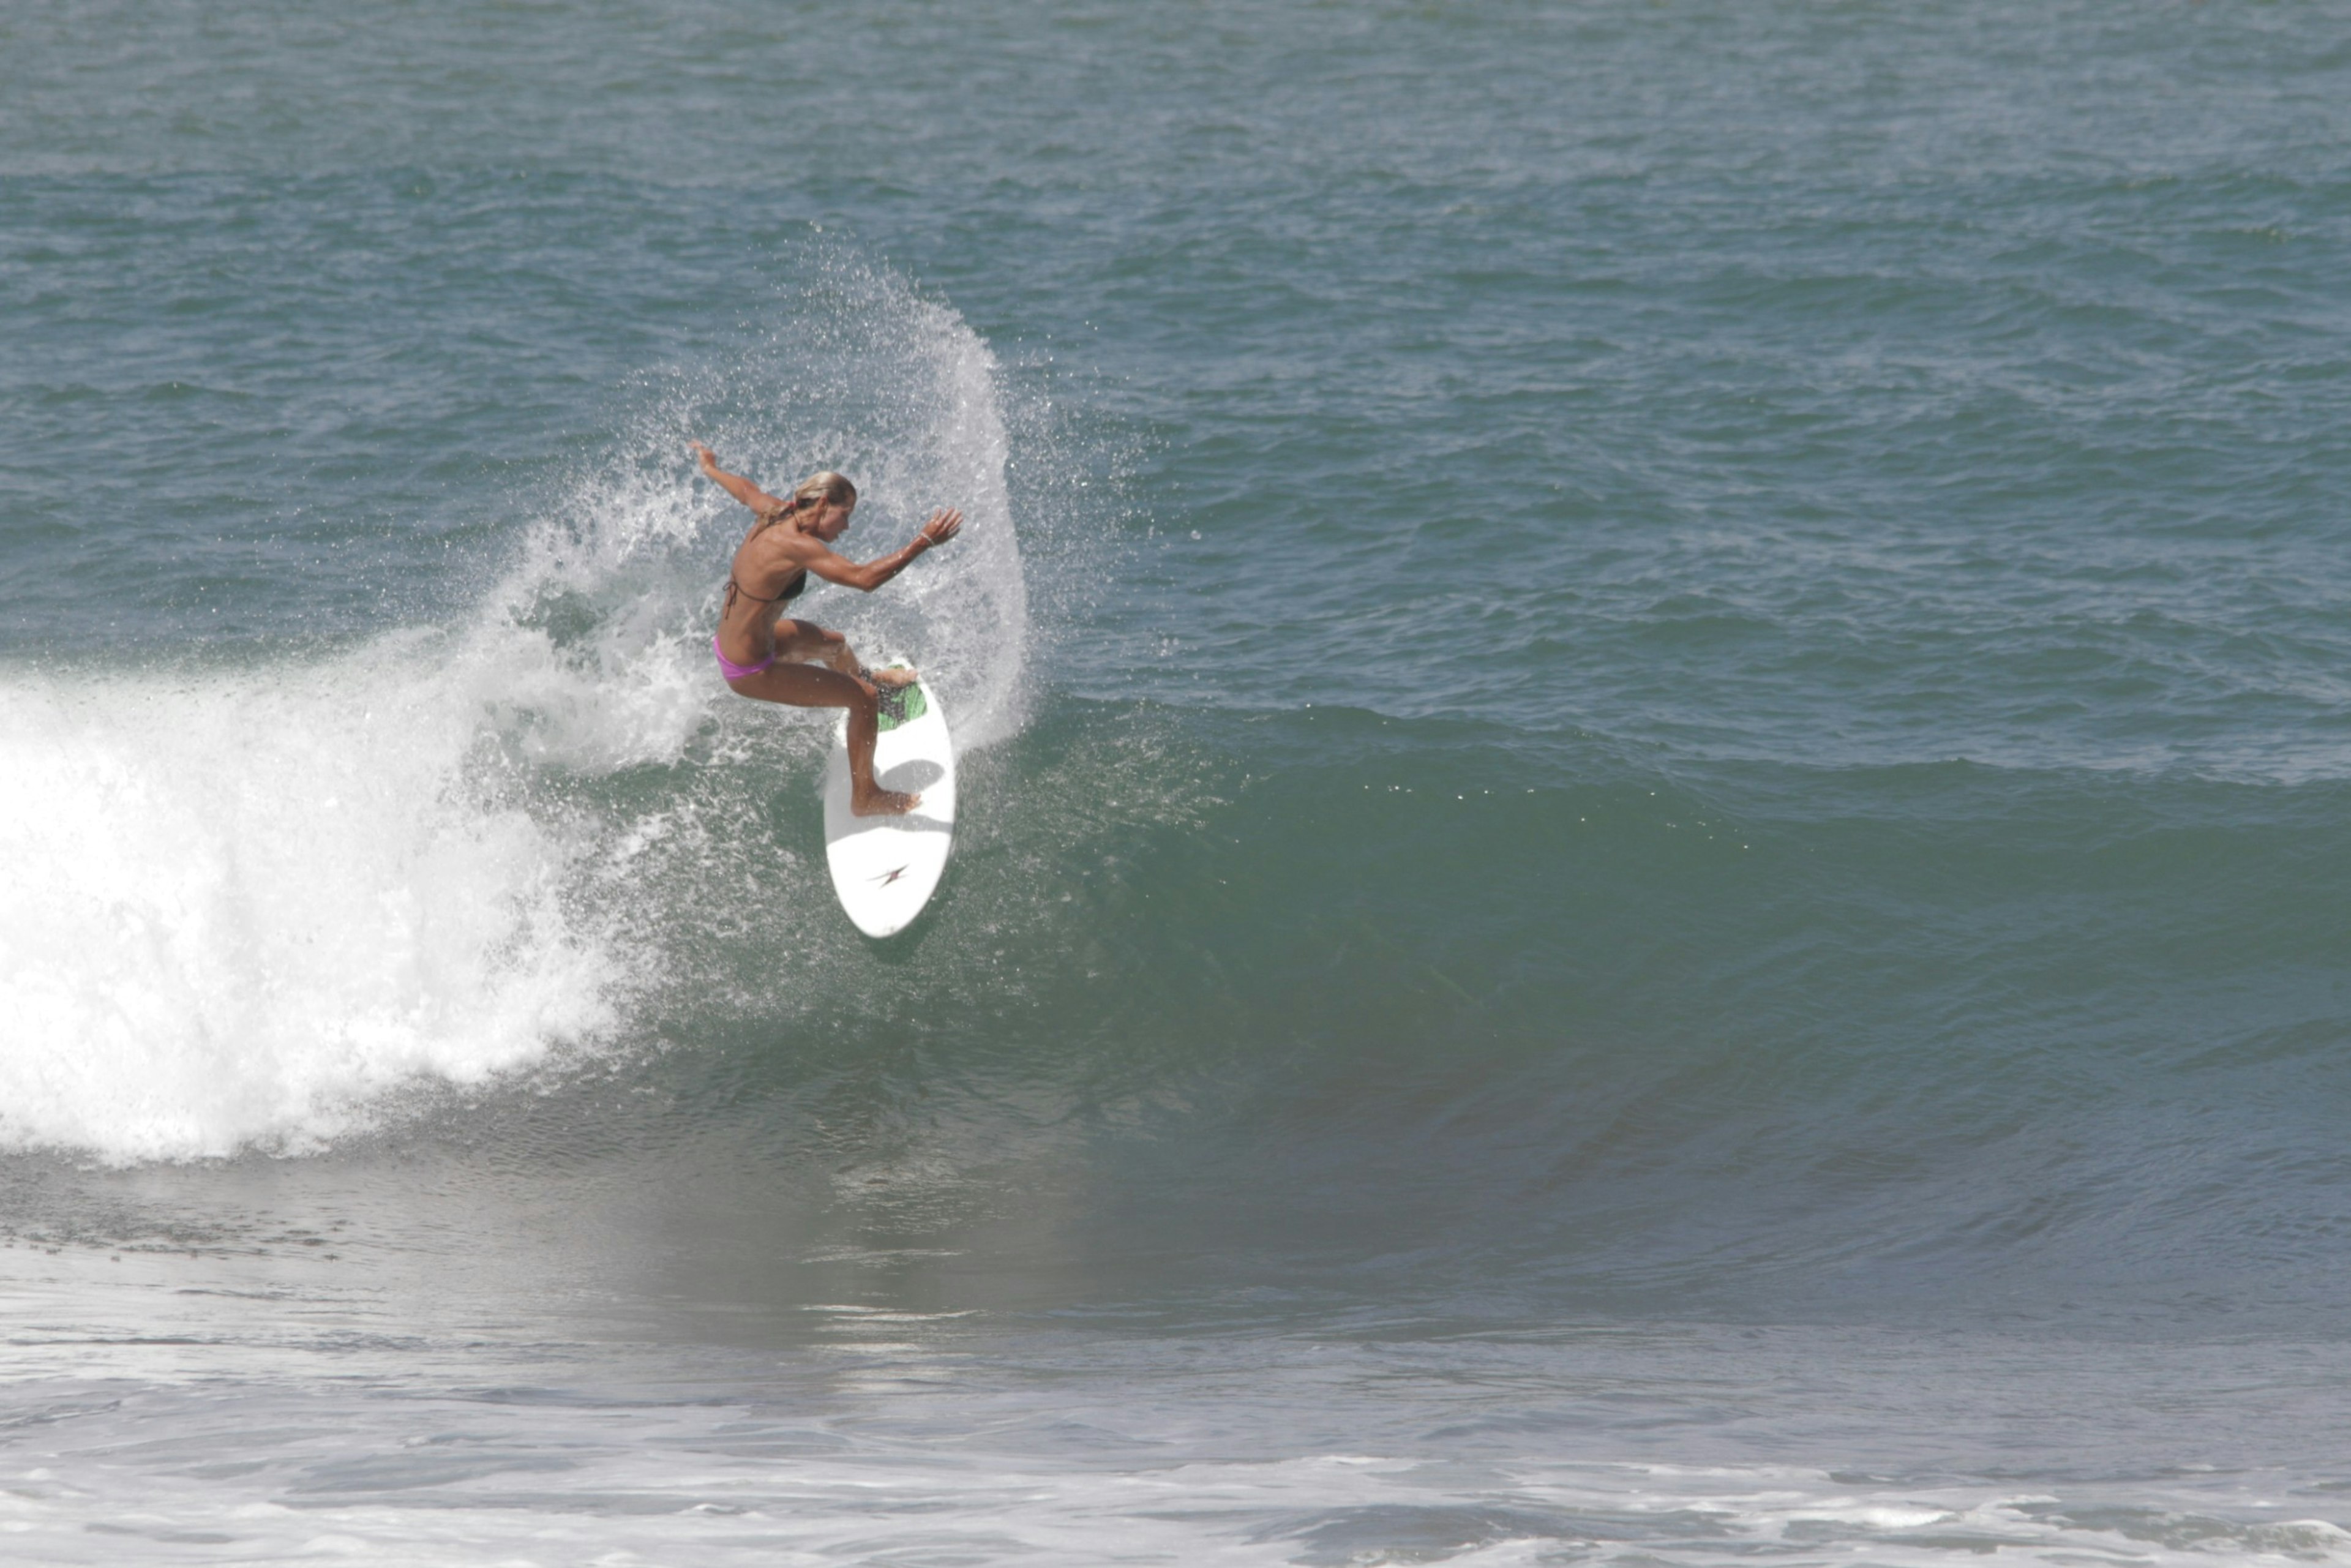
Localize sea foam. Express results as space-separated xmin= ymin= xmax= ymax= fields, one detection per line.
xmin=0 ymin=648 xmax=620 ymax=1161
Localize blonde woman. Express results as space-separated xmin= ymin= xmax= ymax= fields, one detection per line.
xmin=694 ymin=442 xmax=962 ymax=816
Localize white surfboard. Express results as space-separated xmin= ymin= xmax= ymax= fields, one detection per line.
xmin=820 ymin=670 xmax=956 ymax=938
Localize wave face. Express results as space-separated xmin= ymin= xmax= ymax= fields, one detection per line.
xmin=3 ymin=181 xmax=2350 ymax=1330
xmin=0 ymin=5 xmax=2346 ymax=1337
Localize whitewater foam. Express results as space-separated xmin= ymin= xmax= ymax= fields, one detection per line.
xmin=0 ymin=648 xmax=620 ymax=1163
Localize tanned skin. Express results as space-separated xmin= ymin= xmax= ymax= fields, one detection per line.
xmin=697 ymin=442 xmax=963 ymax=816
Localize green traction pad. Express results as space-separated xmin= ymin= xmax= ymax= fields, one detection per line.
xmin=875 ymin=675 xmax=928 ymax=732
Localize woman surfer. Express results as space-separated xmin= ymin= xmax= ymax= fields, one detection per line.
xmin=694 ymin=441 xmax=962 ymax=816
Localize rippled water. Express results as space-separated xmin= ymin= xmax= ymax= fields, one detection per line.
xmin=7 ymin=1 xmax=2351 ymax=1562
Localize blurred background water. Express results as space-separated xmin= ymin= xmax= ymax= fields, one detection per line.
xmin=6 ymin=2 xmax=2351 ymax=1561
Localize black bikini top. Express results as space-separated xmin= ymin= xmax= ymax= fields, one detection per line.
xmin=725 ymin=568 xmax=808 ymax=609
xmin=729 ymin=505 xmax=813 ymax=610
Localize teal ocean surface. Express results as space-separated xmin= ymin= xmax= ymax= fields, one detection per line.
xmin=8 ymin=3 xmax=2351 ymax=1562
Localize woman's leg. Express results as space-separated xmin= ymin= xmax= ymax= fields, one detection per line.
xmin=771 ymin=617 xmax=920 ymax=688
xmin=724 ymin=659 xmax=918 ymax=816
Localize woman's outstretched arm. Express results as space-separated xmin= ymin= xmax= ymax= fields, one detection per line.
xmin=691 ymin=442 xmax=786 ymax=511
xmin=795 ymin=509 xmax=964 ymax=592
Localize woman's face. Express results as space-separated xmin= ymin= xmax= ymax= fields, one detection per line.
xmin=812 ymin=499 xmax=855 ymax=541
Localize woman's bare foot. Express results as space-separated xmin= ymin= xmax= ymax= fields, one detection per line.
xmin=852 ymin=786 xmax=922 ymax=817
xmin=868 ymin=666 xmax=920 ymax=691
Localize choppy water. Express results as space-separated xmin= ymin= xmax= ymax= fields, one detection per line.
xmin=8 ymin=2 xmax=2351 ymax=1562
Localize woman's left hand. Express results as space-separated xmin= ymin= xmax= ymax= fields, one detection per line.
xmin=918 ymin=509 xmax=964 ymax=547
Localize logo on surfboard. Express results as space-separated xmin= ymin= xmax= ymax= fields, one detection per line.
xmin=872 ymin=866 xmax=909 ymax=886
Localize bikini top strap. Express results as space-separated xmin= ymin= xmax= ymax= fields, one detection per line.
xmin=725 ymin=568 xmax=808 ymax=606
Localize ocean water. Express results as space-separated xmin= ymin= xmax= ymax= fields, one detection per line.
xmin=7 ymin=1 xmax=2351 ymax=1561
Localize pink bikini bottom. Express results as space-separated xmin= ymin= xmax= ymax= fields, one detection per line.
xmin=713 ymin=635 xmax=775 ymax=682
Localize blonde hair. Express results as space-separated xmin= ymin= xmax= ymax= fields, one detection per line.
xmin=759 ymin=470 xmax=857 ymax=526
